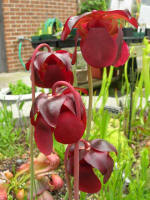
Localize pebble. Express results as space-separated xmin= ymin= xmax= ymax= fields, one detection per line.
xmin=16 ymin=159 xmax=24 ymax=166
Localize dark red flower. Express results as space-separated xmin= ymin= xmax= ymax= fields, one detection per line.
xmin=26 ymin=49 xmax=74 ymax=88
xmin=61 ymin=10 xmax=138 ymax=68
xmin=30 ymin=81 xmax=86 ymax=155
xmin=66 ymin=139 xmax=117 ymax=193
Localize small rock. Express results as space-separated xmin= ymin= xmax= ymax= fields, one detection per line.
xmin=16 ymin=159 xmax=24 ymax=166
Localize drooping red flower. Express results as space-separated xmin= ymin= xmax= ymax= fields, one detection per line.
xmin=66 ymin=139 xmax=117 ymax=193
xmin=30 ymin=81 xmax=86 ymax=155
xmin=26 ymin=48 xmax=74 ymax=88
xmin=61 ymin=10 xmax=138 ymax=68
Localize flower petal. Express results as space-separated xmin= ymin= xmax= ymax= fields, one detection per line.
xmin=61 ymin=10 xmax=137 ymax=42
xmin=30 ymin=93 xmax=48 ymax=125
xmin=62 ymin=96 xmax=76 ymax=115
xmin=26 ymin=51 xmax=73 ymax=88
xmin=103 ymin=9 xmax=138 ymax=28
xmin=39 ymin=94 xmax=66 ymax=128
xmin=90 ymin=139 xmax=117 ymax=154
xmin=34 ymin=114 xmax=53 ymax=155
xmin=37 ymin=53 xmax=73 ymax=88
xmin=103 ymin=155 xmax=114 ymax=183
xmin=54 ymin=50 xmax=72 ymax=71
xmin=54 ymin=111 xmax=85 ymax=144
xmin=25 ymin=52 xmax=45 ymax=71
xmin=61 ymin=16 xmax=73 ymax=40
xmin=79 ymin=161 xmax=101 ymax=193
xmin=80 ymin=27 xmax=118 ymax=68
xmin=67 ymin=153 xmax=74 ymax=176
xmin=112 ymin=28 xmax=124 ymax=64
xmin=84 ymin=150 xmax=107 ymax=174
xmin=26 ymin=58 xmax=31 ymax=70
xmin=67 ymin=142 xmax=86 ymax=176
xmin=61 ymin=13 xmax=91 ymax=40
xmin=84 ymin=151 xmax=114 ymax=183
xmin=114 ymin=41 xmax=129 ymax=67
xmin=31 ymin=93 xmax=66 ymax=127
xmin=34 ymin=52 xmax=51 ymax=71
xmin=62 ymin=90 xmax=87 ymax=129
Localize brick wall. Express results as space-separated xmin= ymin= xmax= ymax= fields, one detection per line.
xmin=2 ymin=0 xmax=77 ymax=72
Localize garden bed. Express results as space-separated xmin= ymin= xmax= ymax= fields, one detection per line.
xmin=0 ymin=104 xmax=150 ymax=200
xmin=0 ymin=87 xmax=49 ymax=105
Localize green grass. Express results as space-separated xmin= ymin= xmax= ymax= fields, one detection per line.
xmin=0 ymin=104 xmax=29 ymax=159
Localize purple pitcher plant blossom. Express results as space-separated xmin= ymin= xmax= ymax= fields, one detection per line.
xmin=65 ymin=139 xmax=117 ymax=193
xmin=61 ymin=9 xmax=138 ymax=68
xmin=26 ymin=47 xmax=74 ymax=88
xmin=30 ymin=81 xmax=86 ymax=155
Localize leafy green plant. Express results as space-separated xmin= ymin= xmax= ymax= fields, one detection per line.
xmin=79 ymin=0 xmax=108 ymax=14
xmin=53 ymin=136 xmax=66 ymax=161
xmin=0 ymin=104 xmax=27 ymax=158
xmin=90 ymin=110 xmax=150 ymax=200
xmin=121 ymin=39 xmax=150 ymax=140
xmin=9 ymin=80 xmax=32 ymax=95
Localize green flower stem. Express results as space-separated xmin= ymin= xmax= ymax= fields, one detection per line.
xmin=30 ymin=43 xmax=51 ymax=199
xmin=128 ymin=64 xmax=134 ymax=140
xmin=86 ymin=64 xmax=93 ymax=139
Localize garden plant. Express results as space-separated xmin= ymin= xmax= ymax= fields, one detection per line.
xmin=1 ymin=5 xmax=150 ymax=200
xmin=26 ymin=9 xmax=137 ymax=200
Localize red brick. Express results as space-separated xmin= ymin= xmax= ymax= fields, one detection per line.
xmin=2 ymin=0 xmax=77 ymax=71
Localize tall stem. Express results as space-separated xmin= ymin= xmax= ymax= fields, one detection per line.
xmin=128 ymin=64 xmax=134 ymax=140
xmin=52 ymin=81 xmax=81 ymax=200
xmin=74 ymin=141 xmax=79 ymax=200
xmin=30 ymin=43 xmax=51 ymax=199
xmin=64 ymin=145 xmax=72 ymax=200
xmin=86 ymin=64 xmax=93 ymax=139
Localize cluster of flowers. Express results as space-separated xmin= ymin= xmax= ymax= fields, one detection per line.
xmin=26 ymin=9 xmax=137 ymax=195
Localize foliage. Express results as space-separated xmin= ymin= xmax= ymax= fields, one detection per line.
xmin=120 ymin=39 xmax=150 ymax=140
xmin=9 ymin=80 xmax=32 ymax=95
xmin=90 ymin=101 xmax=150 ymax=199
xmin=81 ymin=52 xmax=150 ymax=199
xmin=102 ymin=148 xmax=150 ymax=200
xmin=0 ymin=104 xmax=27 ymax=158
xmin=79 ymin=0 xmax=108 ymax=14
xmin=53 ymin=137 xmax=66 ymax=161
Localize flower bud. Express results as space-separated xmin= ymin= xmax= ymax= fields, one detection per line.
xmin=49 ymin=174 xmax=64 ymax=191
xmin=16 ymin=189 xmax=25 ymax=200
xmin=47 ymin=153 xmax=60 ymax=170
xmin=4 ymin=170 xmax=13 ymax=180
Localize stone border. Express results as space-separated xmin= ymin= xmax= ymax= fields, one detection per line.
xmin=0 ymin=88 xmax=49 ymax=104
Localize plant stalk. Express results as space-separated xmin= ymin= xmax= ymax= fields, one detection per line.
xmin=86 ymin=64 xmax=93 ymax=139
xmin=30 ymin=43 xmax=51 ymax=199
xmin=64 ymin=145 xmax=72 ymax=200
xmin=74 ymin=141 xmax=79 ymax=200
xmin=30 ymin=59 xmax=36 ymax=200
xmin=128 ymin=63 xmax=134 ymax=139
